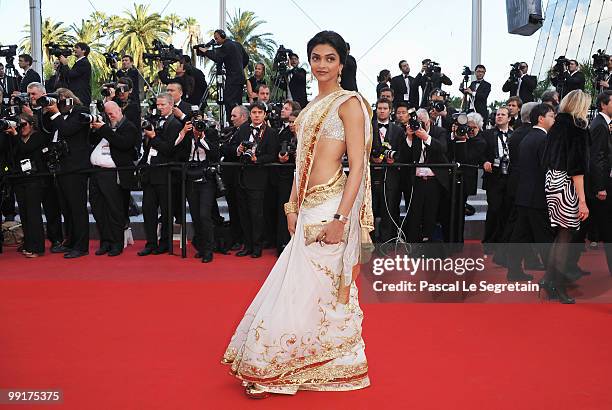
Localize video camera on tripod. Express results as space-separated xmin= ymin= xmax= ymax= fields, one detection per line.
xmin=592 ymin=49 xmax=610 ymax=91
xmin=508 ymin=62 xmax=522 ymax=83
xmin=424 ymin=60 xmax=442 ymax=80
xmin=550 ymin=56 xmax=570 ymax=81
xmin=0 ymin=45 xmax=17 ymax=59
xmin=143 ymin=39 xmax=184 ymax=67
xmin=273 ymin=45 xmax=293 ymax=76
xmin=45 ymin=43 xmax=73 ymax=58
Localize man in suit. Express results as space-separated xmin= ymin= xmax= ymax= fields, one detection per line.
xmin=58 ymin=42 xmax=92 ymax=106
xmin=481 ymin=107 xmax=512 ymax=254
xmin=89 ymin=102 xmax=140 ymax=257
xmin=507 ymin=96 xmax=523 ymax=130
xmin=17 ymin=54 xmax=41 ymax=93
xmin=502 ymin=62 xmax=537 ymax=103
xmin=596 ymin=56 xmax=612 ymax=92
xmin=137 ymin=93 xmax=183 ymax=256
xmin=116 ymin=55 xmax=141 ymax=104
xmin=166 ymin=80 xmax=193 ymax=124
xmin=340 ymin=43 xmax=358 ymax=91
xmin=199 ymin=29 xmax=249 ymax=119
xmin=401 ymin=108 xmax=449 ymax=243
xmin=43 ymin=89 xmax=92 ymax=258
xmin=286 ymin=53 xmax=308 ymax=109
xmin=552 ymin=59 xmax=585 ymax=99
xmin=586 ymin=91 xmax=612 ymax=274
xmin=371 ymin=98 xmax=404 ymax=243
xmin=230 ymin=101 xmax=279 ymax=258
xmin=507 ymin=104 xmax=556 ymax=281
xmin=390 ymin=60 xmax=418 ymax=109
xmin=461 ymin=64 xmax=490 ymax=120
xmin=181 ymin=55 xmax=208 ymax=106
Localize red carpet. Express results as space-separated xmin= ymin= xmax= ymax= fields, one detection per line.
xmin=1 ymin=242 xmax=611 ymax=409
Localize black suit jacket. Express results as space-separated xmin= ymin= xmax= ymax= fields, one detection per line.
xmin=515 ymin=128 xmax=548 ymax=209
xmin=399 ymin=125 xmax=450 ymax=190
xmin=60 ymin=58 xmax=92 ymax=106
xmin=12 ymin=131 xmax=46 ymax=176
xmin=175 ymin=127 xmax=220 ymax=164
xmin=175 ymin=100 xmax=193 ymax=125
xmin=340 ymin=55 xmax=358 ymax=91
xmin=288 ymin=67 xmax=308 ymax=108
xmin=390 ymin=74 xmax=419 ymax=108
xmin=139 ymin=115 xmax=183 ymax=185
xmin=19 ymin=69 xmax=41 ymax=93
xmin=414 ymin=72 xmax=453 ymax=107
xmin=371 ymin=120 xmax=404 ymax=183
xmin=91 ymin=119 xmax=140 ymax=189
xmin=553 ymin=70 xmax=586 ymax=98
xmin=49 ymin=106 xmax=92 ymax=173
xmin=229 ymin=123 xmax=279 ymax=190
xmin=480 ymin=127 xmax=512 ymax=190
xmin=469 ymin=80 xmax=490 ymax=120
xmin=450 ymin=134 xmax=486 ymax=196
xmin=507 ymin=124 xmax=532 ymax=196
xmin=587 ymin=113 xmax=611 ymax=195
xmin=204 ymin=40 xmax=249 ymax=85
xmin=502 ymin=74 xmax=537 ymax=103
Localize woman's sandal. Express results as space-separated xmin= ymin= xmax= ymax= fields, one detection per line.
xmin=244 ymin=383 xmax=270 ymax=399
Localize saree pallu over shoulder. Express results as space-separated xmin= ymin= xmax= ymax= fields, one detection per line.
xmin=294 ymin=89 xmax=375 ymax=286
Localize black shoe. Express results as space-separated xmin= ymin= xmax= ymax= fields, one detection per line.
xmin=230 ymin=243 xmax=243 ymax=251
xmin=251 ymin=248 xmax=262 ymax=258
xmin=236 ymin=248 xmax=253 ymax=257
xmin=152 ymin=246 xmax=169 ymax=255
xmin=556 ymin=285 xmax=576 ymax=304
xmin=107 ymin=246 xmax=123 ymax=257
xmin=95 ymin=243 xmax=111 ymax=256
xmin=464 ymin=203 xmax=476 ymax=216
xmin=538 ymin=279 xmax=558 ymax=300
xmin=201 ymin=252 xmax=213 ymax=263
xmin=64 ymin=250 xmax=88 ymax=259
xmin=507 ymin=271 xmax=534 ymax=282
xmin=137 ymin=247 xmax=155 ymax=256
xmin=51 ymin=244 xmax=71 ymax=254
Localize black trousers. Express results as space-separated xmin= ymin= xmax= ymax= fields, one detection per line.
xmin=373 ymin=169 xmax=402 ymax=243
xmin=264 ymin=177 xmax=279 ymax=246
xmin=483 ymin=173 xmax=510 ymax=244
xmin=237 ymin=186 xmax=265 ymax=251
xmin=588 ymin=191 xmax=612 ymax=274
xmin=222 ymin=171 xmax=243 ymax=245
xmin=56 ymin=173 xmax=89 ymax=252
xmin=276 ymin=174 xmax=293 ymax=251
xmin=14 ymin=179 xmax=45 ymax=254
xmin=42 ymin=177 xmax=63 ymax=244
xmin=89 ymin=170 xmax=126 ymax=249
xmin=186 ymin=180 xmax=216 ymax=254
xmin=1 ymin=186 xmax=16 ymax=219
xmin=406 ymin=177 xmax=442 ymax=242
xmin=507 ymin=206 xmax=554 ymax=274
xmin=142 ymin=183 xmax=170 ymax=249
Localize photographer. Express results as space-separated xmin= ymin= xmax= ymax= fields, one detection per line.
xmin=390 ymin=60 xmax=419 ymax=109
xmin=428 ymin=89 xmax=456 ymax=132
xmin=597 ymin=55 xmax=612 ymax=91
xmin=415 ymin=59 xmax=452 ymax=108
xmin=89 ymin=102 xmax=140 ymax=257
xmin=198 ymin=29 xmax=249 ymax=119
xmin=286 ymin=53 xmax=308 ymax=108
xmin=137 ymin=93 xmax=182 ymax=256
xmin=394 ymin=102 xmax=413 ymax=210
xmin=246 ymin=62 xmax=266 ymax=103
xmin=6 ymin=114 xmax=46 ymax=257
xmin=230 ymin=101 xmax=279 ymax=258
xmin=502 ymin=62 xmax=537 ymax=103
xmin=174 ymin=115 xmax=220 ymax=263
xmin=158 ymin=60 xmax=195 ymax=104
xmin=480 ymin=106 xmax=512 ymax=254
xmin=551 ymin=59 xmax=585 ymax=99
xmin=58 ymin=42 xmax=92 ymax=106
xmin=371 ymin=98 xmax=404 ymax=243
xmin=116 ymin=55 xmax=140 ymax=103
xmin=401 ymin=108 xmax=449 ymax=243
xmin=44 ymin=88 xmax=91 ymax=258
xmin=461 ymin=65 xmax=490 ymax=120
xmin=165 ymin=80 xmax=193 ymax=124
xmin=16 ymin=54 xmax=41 ymax=93
xmin=102 ymin=77 xmax=141 ymax=131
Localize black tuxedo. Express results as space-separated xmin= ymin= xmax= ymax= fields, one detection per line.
xmin=371 ymin=120 xmax=405 ymax=242
xmin=204 ymin=40 xmax=249 ymax=113
xmin=174 ymin=99 xmax=193 ymax=125
xmin=221 ymin=126 xmax=244 ymax=245
xmin=507 ymin=124 xmax=532 ymax=198
xmin=390 ymin=74 xmax=419 ymax=108
xmin=49 ymin=106 xmax=92 ymax=173
xmin=502 ymin=74 xmax=537 ymax=103
xmin=288 ymin=67 xmax=308 ymax=108
xmin=91 ymin=120 xmax=140 ymax=189
xmin=340 ymin=54 xmax=358 ymax=91
xmin=185 ymin=65 xmax=207 ymax=105
xmin=59 ymin=58 xmax=92 ymax=106
xmin=552 ymin=70 xmax=586 ymax=98
xmin=116 ymin=67 xmax=140 ymax=102
xmin=468 ymin=80 xmax=491 ymax=120
xmin=19 ymin=68 xmax=41 ymax=93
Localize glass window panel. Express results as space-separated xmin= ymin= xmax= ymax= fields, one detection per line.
xmin=577 ymin=0 xmax=605 ymax=62
xmin=591 ymin=0 xmax=612 ymax=53
xmin=566 ymin=0 xmax=592 ymax=57
xmin=555 ymin=0 xmax=580 ymax=57
xmin=533 ymin=0 xmax=559 ymax=77
xmin=541 ymin=0 xmax=570 ymax=76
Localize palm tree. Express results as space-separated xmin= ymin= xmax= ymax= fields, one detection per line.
xmin=164 ymin=13 xmax=183 ymax=44
xmin=225 ymin=9 xmax=277 ymax=69
xmin=109 ymin=3 xmax=171 ymax=71
xmin=20 ymin=17 xmax=74 ymax=62
xmin=181 ymin=17 xmax=203 ymax=62
xmin=70 ymin=19 xmax=111 ymax=84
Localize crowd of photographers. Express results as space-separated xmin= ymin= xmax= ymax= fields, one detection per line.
xmin=1 ymin=38 xmax=612 ymax=287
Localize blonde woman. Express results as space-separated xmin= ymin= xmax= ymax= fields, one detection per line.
xmin=541 ymin=89 xmax=590 ymax=304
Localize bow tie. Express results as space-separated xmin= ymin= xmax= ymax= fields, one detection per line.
xmin=403 ymin=75 xmax=410 ymax=79
xmin=378 ymin=123 xmax=389 ymax=129
xmin=475 ymin=80 xmax=481 ymax=84
xmin=250 ymin=125 xmax=261 ymax=131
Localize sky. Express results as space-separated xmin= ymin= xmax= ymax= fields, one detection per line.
xmin=0 ymin=0 xmax=542 ymax=104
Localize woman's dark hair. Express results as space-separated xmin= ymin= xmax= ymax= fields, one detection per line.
xmin=377 ymin=69 xmax=391 ymax=83
xmin=306 ymin=31 xmax=348 ymax=64
xmin=254 ymin=62 xmax=266 ymax=77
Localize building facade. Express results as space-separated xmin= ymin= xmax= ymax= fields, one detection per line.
xmin=532 ymin=0 xmax=612 ymax=79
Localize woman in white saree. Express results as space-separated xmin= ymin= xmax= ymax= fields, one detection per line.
xmin=221 ymin=31 xmax=374 ymax=398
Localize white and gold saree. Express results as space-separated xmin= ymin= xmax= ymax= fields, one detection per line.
xmin=222 ymin=90 xmax=374 ymax=394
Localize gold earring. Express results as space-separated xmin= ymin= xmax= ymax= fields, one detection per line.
xmin=337 ymin=73 xmax=342 ymax=84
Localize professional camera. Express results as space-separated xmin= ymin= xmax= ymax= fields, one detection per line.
xmin=0 ymin=45 xmax=17 ymax=58
xmin=204 ymin=164 xmax=226 ymax=197
xmin=143 ymin=39 xmax=184 ymax=65
xmin=45 ymin=43 xmax=73 ymax=58
xmin=592 ymin=49 xmax=610 ymax=89
xmin=0 ymin=118 xmax=18 ymax=131
xmin=80 ymin=113 xmax=104 ymax=124
xmin=424 ymin=61 xmax=442 ymax=79
xmin=141 ymin=112 xmax=161 ymax=132
xmin=462 ymin=66 xmax=473 ymax=77
xmin=371 ymin=141 xmax=398 ymax=161
xmin=273 ymin=45 xmax=293 ymax=75
xmin=12 ymin=93 xmax=30 ymax=106
xmin=407 ymin=108 xmax=421 ymax=131
xmin=429 ymin=90 xmax=449 ymax=113
xmin=103 ymin=52 xmax=119 ymax=67
xmin=279 ymin=139 xmax=297 ymax=158
xmin=452 ymin=112 xmax=470 ymax=138
xmin=240 ymin=140 xmax=255 ymax=163
xmin=509 ymin=62 xmax=522 ymax=82
xmin=42 ymin=139 xmax=70 ymax=174
xmin=551 ymin=55 xmax=570 ymax=79
xmin=494 ymin=154 xmax=510 ymax=175
xmin=193 ymin=39 xmax=217 ymax=54
xmin=34 ymin=93 xmax=60 ymax=108
xmin=264 ymin=102 xmax=283 ymax=128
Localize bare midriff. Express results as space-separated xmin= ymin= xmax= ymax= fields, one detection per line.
xmin=307 ymin=137 xmax=345 ymax=188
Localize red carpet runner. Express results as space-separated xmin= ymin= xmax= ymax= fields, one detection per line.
xmin=1 ymin=242 xmax=611 ymax=409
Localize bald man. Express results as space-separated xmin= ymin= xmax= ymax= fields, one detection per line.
xmin=89 ymin=101 xmax=140 ymax=256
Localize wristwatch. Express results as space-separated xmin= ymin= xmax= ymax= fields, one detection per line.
xmin=333 ymin=213 xmax=349 ymax=224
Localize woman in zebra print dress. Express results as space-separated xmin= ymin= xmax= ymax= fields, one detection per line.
xmin=542 ymin=90 xmax=590 ymax=304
